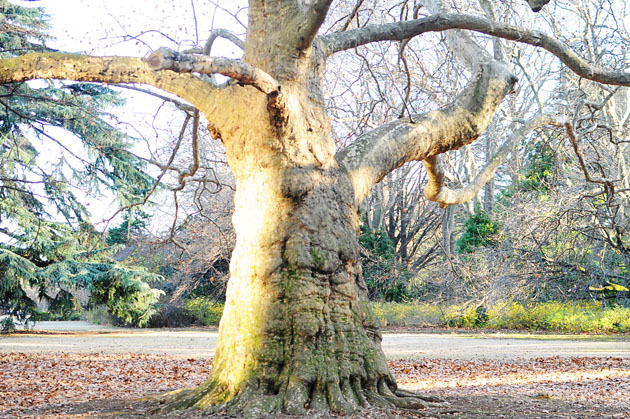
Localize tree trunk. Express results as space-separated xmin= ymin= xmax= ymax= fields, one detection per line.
xmin=159 ymin=73 xmax=432 ymax=416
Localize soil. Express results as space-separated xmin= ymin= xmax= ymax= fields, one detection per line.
xmin=2 ymin=322 xmax=629 ymax=418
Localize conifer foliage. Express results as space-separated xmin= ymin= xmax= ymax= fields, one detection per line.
xmin=0 ymin=1 xmax=161 ymax=326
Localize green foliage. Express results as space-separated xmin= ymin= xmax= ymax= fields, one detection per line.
xmin=106 ymin=210 xmax=150 ymax=245
xmin=447 ymin=305 xmax=490 ymax=328
xmin=489 ymin=301 xmax=630 ymax=333
xmin=371 ymin=301 xmax=630 ymax=333
xmin=359 ymin=224 xmax=417 ymax=302
xmin=371 ymin=302 xmax=447 ymax=327
xmin=589 ymin=281 xmax=629 ymax=294
xmin=359 ymin=225 xmax=395 ymax=259
xmin=44 ymin=289 xmax=82 ymax=320
xmin=0 ymin=246 xmax=163 ymax=326
xmin=83 ymin=305 xmax=115 ymax=326
xmin=183 ymin=297 xmax=224 ymax=326
xmin=456 ymin=205 xmax=501 ymax=253
xmin=1 ymin=317 xmax=16 ymax=334
xmin=0 ymin=2 xmax=161 ymax=327
xmin=519 ymin=140 xmax=555 ymax=193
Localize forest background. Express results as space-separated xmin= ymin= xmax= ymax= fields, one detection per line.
xmin=1 ymin=0 xmax=629 ymax=334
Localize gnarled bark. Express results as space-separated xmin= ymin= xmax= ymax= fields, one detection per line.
xmin=155 ymin=78 xmax=437 ymax=417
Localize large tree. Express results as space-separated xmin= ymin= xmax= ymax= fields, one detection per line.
xmin=1 ymin=0 xmax=629 ymax=415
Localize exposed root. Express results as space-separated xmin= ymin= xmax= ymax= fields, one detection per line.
xmin=154 ymin=375 xmax=443 ymax=418
xmin=396 ymin=388 xmax=445 ymax=403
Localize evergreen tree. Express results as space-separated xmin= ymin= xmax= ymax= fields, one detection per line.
xmin=0 ymin=1 xmax=161 ymax=326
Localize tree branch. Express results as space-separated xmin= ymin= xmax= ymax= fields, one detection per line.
xmin=0 ymin=52 xmax=235 ymax=130
xmin=564 ymin=122 xmax=619 ymax=185
xmin=423 ymin=114 xmax=563 ymax=207
xmin=296 ymin=0 xmax=334 ymax=51
xmin=336 ymin=59 xmax=517 ymax=206
xmin=203 ymin=29 xmax=245 ymax=54
xmin=183 ymin=29 xmax=245 ymax=55
xmin=147 ymin=47 xmax=281 ymax=95
xmin=321 ymin=13 xmax=630 ymax=86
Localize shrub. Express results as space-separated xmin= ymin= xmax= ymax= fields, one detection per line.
xmin=456 ymin=205 xmax=501 ymax=253
xmin=519 ymin=140 xmax=555 ymax=193
xmin=359 ymin=225 xmax=417 ymax=302
xmin=183 ymin=297 xmax=224 ymax=326
xmin=488 ymin=301 xmax=630 ymax=333
xmin=1 ymin=317 xmax=16 ymax=334
xmin=371 ymin=302 xmax=448 ymax=327
xmin=447 ymin=305 xmax=489 ymax=328
xmin=83 ymin=305 xmax=116 ymax=326
xmin=370 ymin=301 xmax=630 ymax=333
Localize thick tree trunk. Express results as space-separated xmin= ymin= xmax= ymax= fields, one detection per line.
xmin=159 ymin=76 xmax=433 ymax=416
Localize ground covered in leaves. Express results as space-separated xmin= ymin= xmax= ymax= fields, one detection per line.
xmin=2 ymin=352 xmax=630 ymax=418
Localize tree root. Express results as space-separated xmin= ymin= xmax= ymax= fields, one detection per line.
xmin=154 ymin=375 xmax=443 ymax=418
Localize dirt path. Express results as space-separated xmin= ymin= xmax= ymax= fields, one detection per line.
xmin=2 ymin=321 xmax=629 ymax=360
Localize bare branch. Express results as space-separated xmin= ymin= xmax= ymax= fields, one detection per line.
xmin=340 ymin=0 xmax=366 ymax=32
xmin=147 ymin=47 xmax=280 ymax=95
xmin=336 ymin=59 xmax=517 ymax=206
xmin=112 ymin=84 xmax=196 ymax=113
xmin=203 ymin=29 xmax=245 ymax=55
xmin=183 ymin=29 xmax=245 ymax=55
xmin=564 ymin=122 xmax=619 ymax=185
xmin=423 ymin=115 xmax=563 ymax=207
xmin=321 ymin=13 xmax=630 ymax=86
xmin=296 ymin=0 xmax=334 ymax=51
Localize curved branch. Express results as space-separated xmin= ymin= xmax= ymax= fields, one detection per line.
xmin=423 ymin=114 xmax=563 ymax=207
xmin=203 ymin=29 xmax=245 ymax=55
xmin=0 ymin=52 xmax=234 ymax=129
xmin=321 ymin=13 xmax=630 ymax=86
xmin=147 ymin=47 xmax=281 ymax=95
xmin=183 ymin=29 xmax=245 ymax=55
xmin=336 ymin=59 xmax=517 ymax=206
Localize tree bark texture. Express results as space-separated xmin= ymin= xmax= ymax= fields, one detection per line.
xmin=158 ymin=46 xmax=435 ymax=415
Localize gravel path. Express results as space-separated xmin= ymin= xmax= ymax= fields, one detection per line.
xmin=1 ymin=321 xmax=629 ymax=360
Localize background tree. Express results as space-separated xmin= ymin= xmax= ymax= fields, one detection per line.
xmin=0 ymin=0 xmax=162 ymax=326
xmin=416 ymin=0 xmax=630 ymax=308
xmin=1 ymin=0 xmax=630 ymax=416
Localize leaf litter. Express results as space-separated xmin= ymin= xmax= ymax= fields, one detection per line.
xmin=2 ymin=353 xmax=629 ymax=417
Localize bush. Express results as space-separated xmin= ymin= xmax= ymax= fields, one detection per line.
xmin=489 ymin=301 xmax=630 ymax=333
xmin=370 ymin=301 xmax=630 ymax=333
xmin=519 ymin=141 xmax=555 ymax=193
xmin=183 ymin=297 xmax=224 ymax=326
xmin=1 ymin=317 xmax=16 ymax=334
xmin=456 ymin=206 xmax=501 ymax=253
xmin=31 ymin=310 xmax=82 ymax=322
xmin=447 ymin=305 xmax=489 ymax=328
xmin=148 ymin=304 xmax=192 ymax=327
xmin=371 ymin=302 xmax=449 ymax=327
xmin=359 ymin=225 xmax=418 ymax=302
xmin=83 ymin=305 xmax=116 ymax=326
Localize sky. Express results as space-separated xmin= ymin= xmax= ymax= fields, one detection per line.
xmin=7 ymin=0 xmax=630 ymax=231
xmin=8 ymin=0 xmax=246 ymax=232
